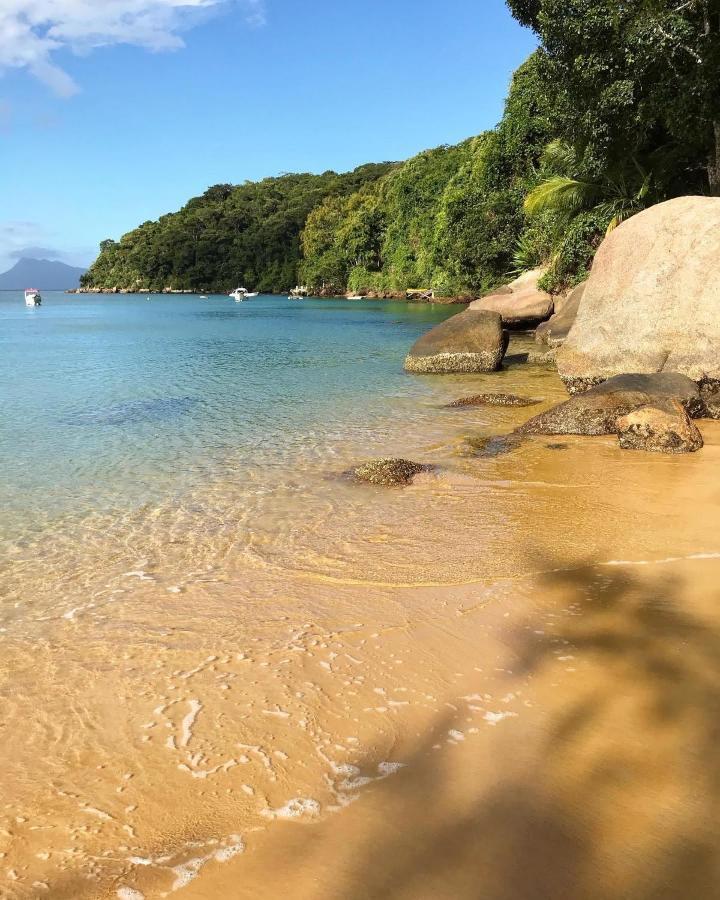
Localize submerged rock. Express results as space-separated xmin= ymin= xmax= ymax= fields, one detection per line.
xmin=469 ymin=268 xmax=554 ymax=326
xmin=447 ymin=393 xmax=540 ymax=408
xmin=535 ymin=282 xmax=586 ymax=348
xmin=617 ymin=401 xmax=703 ymax=454
xmin=557 ymin=197 xmax=720 ymax=391
xmin=464 ymin=434 xmax=523 ymax=458
xmin=404 ymin=310 xmax=507 ymax=374
xmin=350 ymin=458 xmax=432 ymax=486
xmin=517 ymin=373 xmax=702 ymax=436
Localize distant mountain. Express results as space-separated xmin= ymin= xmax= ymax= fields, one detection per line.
xmin=0 ymin=258 xmax=87 ymax=290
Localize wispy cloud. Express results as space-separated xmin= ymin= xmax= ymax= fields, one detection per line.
xmin=0 ymin=1 xmax=266 ymax=97
xmin=9 ymin=244 xmax=65 ymax=260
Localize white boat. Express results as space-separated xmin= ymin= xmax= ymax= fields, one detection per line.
xmin=347 ymin=295 xmax=364 ymax=300
xmin=229 ymin=287 xmax=258 ymax=302
xmin=25 ymin=288 xmax=41 ymax=307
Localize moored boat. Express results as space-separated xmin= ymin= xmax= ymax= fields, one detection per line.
xmin=229 ymin=287 xmax=258 ymax=301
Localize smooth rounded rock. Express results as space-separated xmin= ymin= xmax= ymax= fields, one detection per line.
xmin=470 ymin=268 xmax=554 ymax=326
xmin=558 ymin=197 xmax=720 ymax=390
xmin=404 ymin=310 xmax=506 ymax=374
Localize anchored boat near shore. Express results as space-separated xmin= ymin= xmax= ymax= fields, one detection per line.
xmin=24 ymin=288 xmax=41 ymax=307
xmin=229 ymin=287 xmax=259 ymax=302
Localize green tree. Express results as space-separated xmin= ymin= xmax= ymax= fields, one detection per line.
xmin=507 ymin=0 xmax=719 ymax=191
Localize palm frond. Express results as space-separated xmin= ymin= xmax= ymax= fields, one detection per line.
xmin=524 ymin=176 xmax=598 ymax=219
xmin=540 ymin=140 xmax=578 ymax=175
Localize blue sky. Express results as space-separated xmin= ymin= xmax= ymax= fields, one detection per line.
xmin=0 ymin=0 xmax=535 ymax=272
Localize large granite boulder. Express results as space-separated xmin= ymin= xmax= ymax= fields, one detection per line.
xmin=535 ymin=282 xmax=586 ymax=348
xmin=404 ymin=310 xmax=507 ymax=374
xmin=469 ymin=269 xmax=554 ymax=326
xmin=617 ymin=401 xmax=703 ymax=454
xmin=517 ymin=373 xmax=702 ymax=436
xmin=558 ymin=197 xmax=720 ymax=391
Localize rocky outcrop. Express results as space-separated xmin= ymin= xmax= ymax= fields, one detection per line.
xmin=617 ymin=401 xmax=703 ymax=454
xmin=404 ymin=310 xmax=507 ymax=374
xmin=447 ymin=393 xmax=540 ymax=408
xmin=558 ymin=197 xmax=720 ymax=391
xmin=350 ymin=458 xmax=432 ymax=486
xmin=517 ymin=373 xmax=703 ymax=436
xmin=469 ymin=268 xmax=553 ymax=326
xmin=535 ymin=282 xmax=586 ymax=348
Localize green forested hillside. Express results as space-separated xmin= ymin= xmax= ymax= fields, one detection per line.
xmin=83 ymin=1 xmax=719 ymax=297
xmin=81 ymin=164 xmax=394 ymax=293
xmin=300 ymin=54 xmax=552 ymax=297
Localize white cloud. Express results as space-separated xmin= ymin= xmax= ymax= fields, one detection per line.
xmin=0 ymin=0 xmax=266 ymax=96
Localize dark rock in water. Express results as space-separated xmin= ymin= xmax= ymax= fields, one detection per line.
xmin=700 ymin=383 xmax=720 ymax=419
xmin=517 ymin=373 xmax=702 ymax=436
xmin=465 ymin=434 xmax=523 ymax=458
xmin=350 ymin=458 xmax=432 ymax=486
xmin=447 ymin=393 xmax=540 ymax=408
xmin=404 ymin=310 xmax=507 ymax=374
xmin=535 ymin=282 xmax=586 ymax=348
xmin=63 ymin=397 xmax=198 ymax=426
xmin=617 ymin=401 xmax=704 ymax=454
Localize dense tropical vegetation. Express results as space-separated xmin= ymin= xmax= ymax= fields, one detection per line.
xmin=81 ymin=165 xmax=393 ymax=294
xmin=83 ymin=1 xmax=718 ymax=297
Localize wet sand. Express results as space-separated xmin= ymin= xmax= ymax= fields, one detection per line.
xmin=3 ymin=353 xmax=720 ymax=899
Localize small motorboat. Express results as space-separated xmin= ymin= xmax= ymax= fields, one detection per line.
xmin=200 ymin=295 xmax=208 ymax=300
xmin=25 ymin=288 xmax=41 ymax=307
xmin=347 ymin=295 xmax=364 ymax=300
xmin=229 ymin=287 xmax=257 ymax=302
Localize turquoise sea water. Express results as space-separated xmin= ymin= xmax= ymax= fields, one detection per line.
xmin=0 ymin=291 xmax=457 ymax=540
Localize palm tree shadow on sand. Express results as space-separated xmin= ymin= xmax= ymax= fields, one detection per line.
xmin=232 ymin=559 xmax=720 ymax=900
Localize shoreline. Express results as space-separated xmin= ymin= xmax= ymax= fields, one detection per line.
xmin=64 ymin=288 xmax=472 ymax=304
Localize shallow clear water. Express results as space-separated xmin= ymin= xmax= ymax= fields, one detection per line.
xmin=4 ymin=290 xmax=720 ymax=899
xmin=0 ymin=291 xmax=457 ymax=534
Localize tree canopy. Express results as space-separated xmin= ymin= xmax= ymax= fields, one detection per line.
xmin=82 ymin=164 xmax=394 ymax=293
xmin=507 ymin=0 xmax=720 ymax=189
